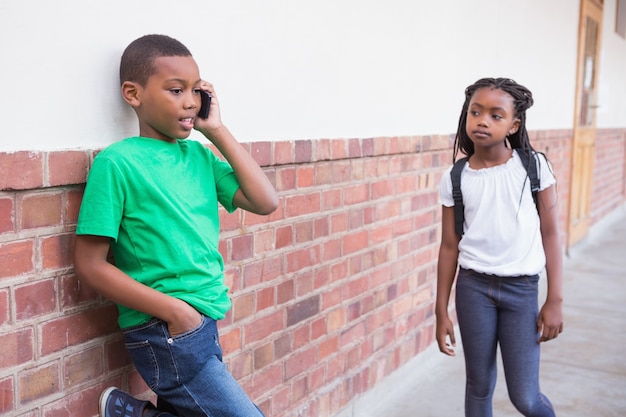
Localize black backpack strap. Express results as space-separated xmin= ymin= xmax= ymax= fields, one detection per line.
xmin=517 ymin=149 xmax=540 ymax=214
xmin=450 ymin=157 xmax=468 ymax=236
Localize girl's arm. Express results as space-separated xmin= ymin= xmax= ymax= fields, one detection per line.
xmin=73 ymin=235 xmax=202 ymax=337
xmin=436 ymin=205 xmax=461 ymax=356
xmin=537 ymin=183 xmax=564 ymax=342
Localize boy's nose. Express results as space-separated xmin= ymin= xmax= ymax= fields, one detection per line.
xmin=184 ymin=93 xmax=198 ymax=110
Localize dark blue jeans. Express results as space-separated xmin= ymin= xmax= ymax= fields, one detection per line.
xmin=455 ymin=268 xmax=555 ymax=417
xmin=123 ymin=315 xmax=265 ymax=417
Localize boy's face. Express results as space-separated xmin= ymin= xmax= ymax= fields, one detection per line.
xmin=132 ymin=56 xmax=203 ymax=142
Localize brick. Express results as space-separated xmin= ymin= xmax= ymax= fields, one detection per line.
xmin=0 ymin=197 xmax=14 ymax=233
xmin=319 ymin=335 xmax=339 ymax=360
xmin=286 ymin=245 xmax=320 ymax=274
xmin=42 ymin=383 xmax=103 ymax=417
xmin=245 ymin=363 xmax=282 ymax=401
xmin=321 ymin=239 xmax=341 ymax=263
xmin=0 ymin=152 xmax=43 ymax=190
xmin=18 ymin=362 xmax=60 ymax=404
xmin=295 ymin=271 xmax=314 ymax=297
xmin=233 ymin=292 xmax=254 ymax=322
xmin=228 ymin=351 xmax=252 ymax=380
xmin=285 ymin=193 xmax=321 ymax=218
xmin=250 ymin=141 xmax=272 ymax=166
xmin=40 ymin=305 xmax=118 ymax=355
xmin=252 ymin=229 xmax=273 ymax=255
xmin=253 ymin=342 xmax=273 ymax=370
xmin=256 ymin=287 xmax=275 ymax=312
xmin=293 ymin=324 xmax=311 ymax=350
xmin=231 ymin=234 xmax=253 ymax=261
xmin=314 ymin=162 xmax=334 ymax=186
xmin=273 ymin=141 xmax=292 ymax=165
xmin=65 ymin=188 xmax=84 ymax=224
xmin=270 ymin=386 xmax=291 ymax=417
xmin=47 ymin=151 xmax=89 ymax=186
xmin=0 ymin=376 xmax=14 ymax=414
xmin=0 ymin=289 xmax=8 ymax=325
xmin=219 ymin=327 xmax=241 ymax=356
xmin=243 ymin=310 xmax=283 ymax=344
xmin=330 ymin=139 xmax=347 ymax=159
xmin=285 ymin=346 xmax=316 ymax=380
xmin=294 ymin=219 xmax=313 ymax=243
xmin=344 ymin=183 xmax=369 ymax=205
xmin=0 ymin=328 xmax=33 ymax=368
xmin=41 ymin=233 xmax=73 ymax=270
xmin=292 ymin=375 xmax=308 ymax=402
xmin=0 ymin=240 xmax=34 ymax=278
xmin=296 ymin=165 xmax=315 ymax=188
xmin=275 ymin=225 xmax=293 ymax=249
xmin=242 ymin=256 xmax=282 ymax=288
xmin=15 ymin=279 xmax=56 ymax=320
xmin=60 ymin=273 xmax=99 ymax=308
xmin=342 ymin=230 xmax=368 ymax=254
xmin=314 ymin=139 xmax=331 ymax=161
xmin=274 ymin=334 xmax=291 ymax=360
xmin=105 ymin=338 xmax=132 ymax=371
xmin=348 ymin=138 xmax=362 ymax=158
xmin=294 ymin=140 xmax=312 ymax=163
xmin=63 ymin=346 xmax=103 ymax=388
xmin=313 ymin=217 xmax=329 ymax=239
xmin=276 ymin=166 xmax=296 ymax=192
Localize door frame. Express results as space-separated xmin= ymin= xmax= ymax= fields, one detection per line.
xmin=567 ymin=0 xmax=604 ymax=249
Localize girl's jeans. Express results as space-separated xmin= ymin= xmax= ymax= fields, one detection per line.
xmin=123 ymin=315 xmax=265 ymax=417
xmin=455 ymin=268 xmax=556 ymax=417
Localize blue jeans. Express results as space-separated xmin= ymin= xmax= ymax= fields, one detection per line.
xmin=455 ymin=268 xmax=555 ymax=417
xmin=123 ymin=315 xmax=265 ymax=417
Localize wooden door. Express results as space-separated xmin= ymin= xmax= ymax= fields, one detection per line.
xmin=568 ymin=0 xmax=604 ymax=248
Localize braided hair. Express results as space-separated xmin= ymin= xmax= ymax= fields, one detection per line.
xmin=453 ymin=78 xmax=535 ymax=162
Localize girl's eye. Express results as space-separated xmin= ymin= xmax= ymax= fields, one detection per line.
xmin=470 ymin=111 xmax=479 ymax=116
xmin=170 ymin=88 xmax=183 ymax=95
xmin=193 ymin=88 xmax=202 ymax=95
xmin=492 ymin=114 xmax=503 ymax=120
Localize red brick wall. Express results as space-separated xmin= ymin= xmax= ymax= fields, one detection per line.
xmin=0 ymin=128 xmax=624 ymax=416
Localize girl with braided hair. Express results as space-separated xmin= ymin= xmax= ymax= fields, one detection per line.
xmin=435 ymin=78 xmax=563 ymax=416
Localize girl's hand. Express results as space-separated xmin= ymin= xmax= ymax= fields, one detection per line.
xmin=537 ymin=299 xmax=563 ymax=343
xmin=436 ymin=315 xmax=457 ymax=356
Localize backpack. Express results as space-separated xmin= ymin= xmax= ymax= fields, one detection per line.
xmin=450 ymin=150 xmax=540 ymax=236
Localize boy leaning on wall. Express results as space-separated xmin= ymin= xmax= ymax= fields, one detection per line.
xmin=74 ymin=34 xmax=277 ymax=417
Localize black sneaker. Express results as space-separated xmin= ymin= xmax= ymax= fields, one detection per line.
xmin=99 ymin=387 xmax=151 ymax=417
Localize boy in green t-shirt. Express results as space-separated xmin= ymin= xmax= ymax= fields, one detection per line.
xmin=74 ymin=34 xmax=277 ymax=417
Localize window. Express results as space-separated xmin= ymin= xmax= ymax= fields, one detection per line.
xmin=617 ymin=0 xmax=626 ymax=38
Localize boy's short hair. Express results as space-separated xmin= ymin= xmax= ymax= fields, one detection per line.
xmin=120 ymin=34 xmax=192 ymax=86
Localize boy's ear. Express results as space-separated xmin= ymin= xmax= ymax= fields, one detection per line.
xmin=121 ymin=81 xmax=142 ymax=108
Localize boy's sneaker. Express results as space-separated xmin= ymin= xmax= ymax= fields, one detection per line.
xmin=99 ymin=387 xmax=151 ymax=417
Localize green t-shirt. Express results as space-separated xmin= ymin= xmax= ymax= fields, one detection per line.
xmin=76 ymin=137 xmax=240 ymax=328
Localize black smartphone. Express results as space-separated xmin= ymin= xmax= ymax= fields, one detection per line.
xmin=198 ymin=91 xmax=211 ymax=119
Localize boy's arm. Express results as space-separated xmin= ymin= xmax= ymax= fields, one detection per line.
xmin=195 ymin=83 xmax=278 ymax=215
xmin=537 ymin=183 xmax=564 ymax=342
xmin=204 ymin=125 xmax=278 ymax=215
xmin=73 ymin=235 xmax=201 ymax=337
xmin=436 ymin=205 xmax=460 ymax=356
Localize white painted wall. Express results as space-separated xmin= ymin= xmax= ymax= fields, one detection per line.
xmin=0 ymin=0 xmax=621 ymax=152
xmin=597 ymin=0 xmax=626 ymax=128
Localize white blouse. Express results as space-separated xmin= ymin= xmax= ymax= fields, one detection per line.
xmin=439 ymin=150 xmax=556 ymax=276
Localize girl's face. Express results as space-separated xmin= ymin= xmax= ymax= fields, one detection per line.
xmin=465 ymin=87 xmax=520 ymax=150
xmin=135 ymin=56 xmax=203 ymax=142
